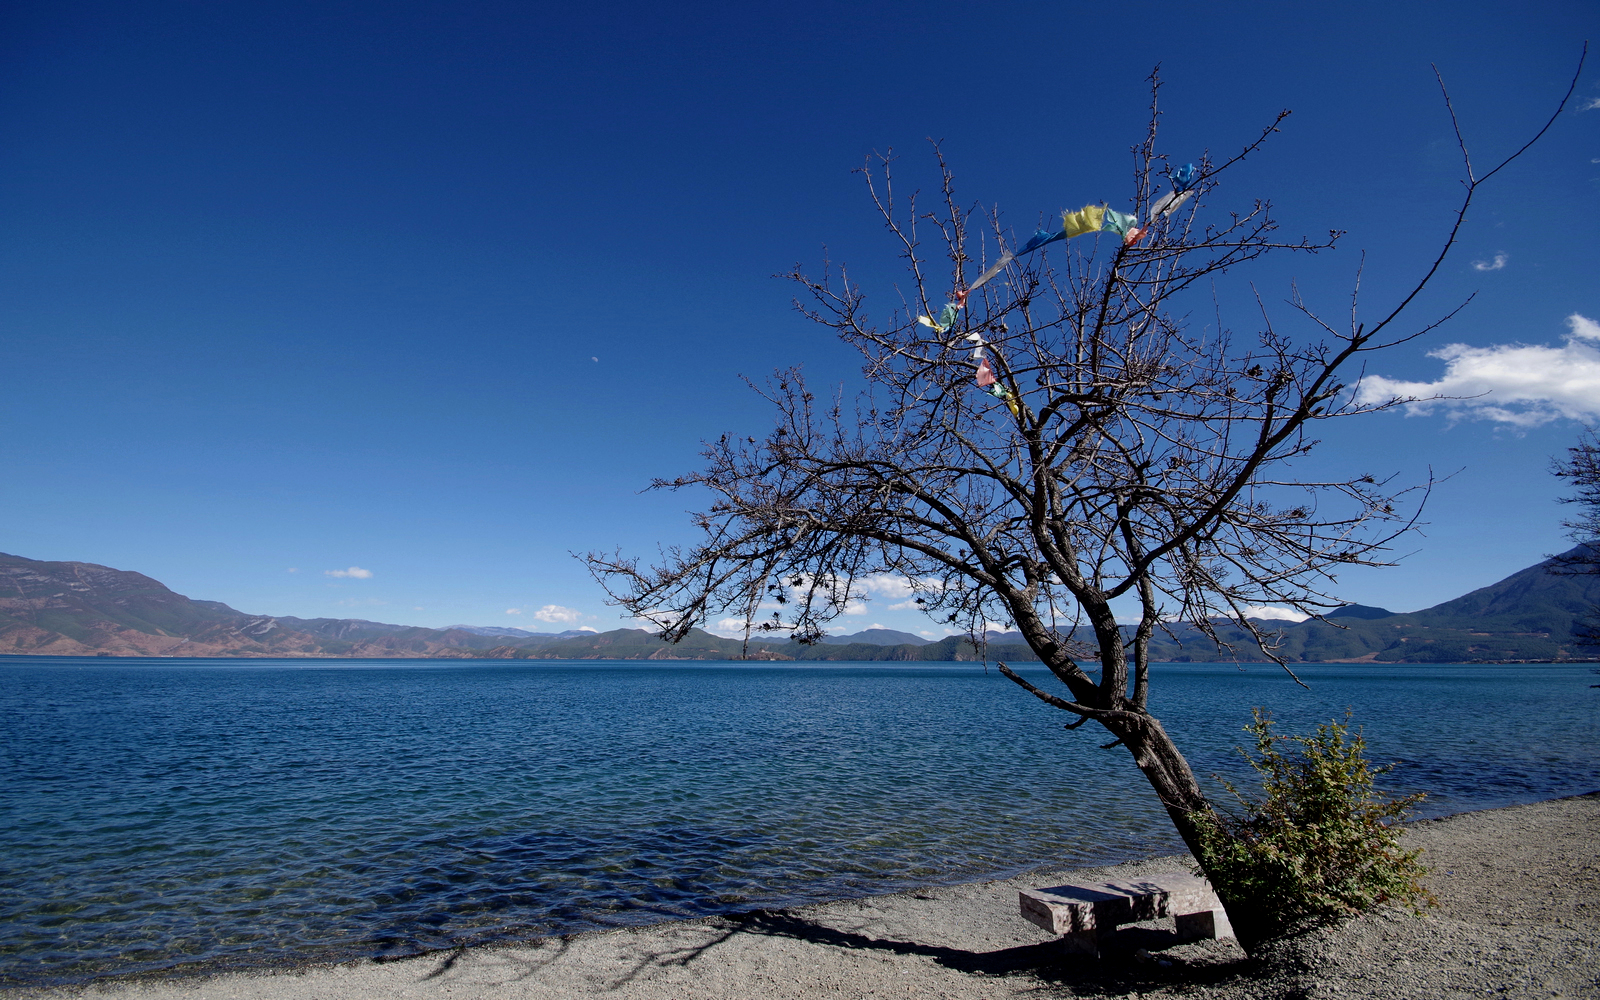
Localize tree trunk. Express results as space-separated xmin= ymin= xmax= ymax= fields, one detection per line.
xmin=1104 ymin=711 xmax=1268 ymax=950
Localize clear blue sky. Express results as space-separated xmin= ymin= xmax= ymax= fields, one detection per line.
xmin=2 ymin=1 xmax=1596 ymax=636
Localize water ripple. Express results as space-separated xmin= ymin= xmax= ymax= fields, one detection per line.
xmin=1 ymin=659 xmax=1595 ymax=987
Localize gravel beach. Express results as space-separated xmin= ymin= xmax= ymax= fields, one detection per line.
xmin=22 ymin=792 xmax=1599 ymax=1000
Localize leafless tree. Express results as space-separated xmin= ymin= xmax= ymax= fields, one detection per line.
xmin=587 ymin=62 xmax=1584 ymax=942
xmin=1553 ymin=427 xmax=1600 ymax=645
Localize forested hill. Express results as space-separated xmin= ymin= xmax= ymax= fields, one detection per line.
xmin=2 ymin=549 xmax=1597 ymax=662
xmin=1139 ymin=550 xmax=1600 ymax=664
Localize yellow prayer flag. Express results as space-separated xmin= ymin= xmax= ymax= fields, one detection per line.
xmin=1061 ymin=204 xmax=1107 ymax=239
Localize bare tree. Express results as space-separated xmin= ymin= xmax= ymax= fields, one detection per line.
xmin=587 ymin=63 xmax=1583 ymax=944
xmin=1553 ymin=427 xmax=1600 ymax=645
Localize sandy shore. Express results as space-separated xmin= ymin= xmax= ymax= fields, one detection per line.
xmin=22 ymin=792 xmax=1599 ymax=1000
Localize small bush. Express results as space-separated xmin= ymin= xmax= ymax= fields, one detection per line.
xmin=1194 ymin=709 xmax=1434 ymax=944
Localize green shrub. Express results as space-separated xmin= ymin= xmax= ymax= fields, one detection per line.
xmin=1194 ymin=709 xmax=1434 ymax=944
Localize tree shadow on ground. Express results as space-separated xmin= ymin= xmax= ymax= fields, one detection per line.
xmin=723 ymin=908 xmax=1264 ymax=997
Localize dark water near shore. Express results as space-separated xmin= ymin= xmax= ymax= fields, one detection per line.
xmin=1 ymin=658 xmax=1596 ymax=987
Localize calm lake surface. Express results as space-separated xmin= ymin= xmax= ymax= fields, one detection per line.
xmin=2 ymin=657 xmax=1596 ymax=986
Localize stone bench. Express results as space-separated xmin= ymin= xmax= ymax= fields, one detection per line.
xmin=1019 ymin=872 xmax=1235 ymax=956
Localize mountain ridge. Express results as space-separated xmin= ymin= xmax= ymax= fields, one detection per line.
xmin=2 ymin=550 xmax=1596 ymax=662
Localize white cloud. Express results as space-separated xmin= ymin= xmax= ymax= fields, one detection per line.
xmin=1471 ymin=253 xmax=1508 ymax=272
xmin=709 ymin=617 xmax=754 ymax=637
xmin=325 ymin=566 xmax=373 ymax=579
xmin=533 ymin=604 xmax=585 ymax=624
xmin=1242 ymin=606 xmax=1311 ymax=622
xmin=708 ymin=617 xmax=802 ymax=639
xmin=505 ymin=608 xmax=524 ymax=615
xmin=789 ymin=573 xmax=943 ymax=614
xmin=854 ymin=575 xmax=931 ymax=599
xmin=1354 ymin=313 xmax=1600 ymax=426
xmin=286 ymin=567 xmax=298 ymax=573
xmin=1581 ymin=96 xmax=1600 ymax=111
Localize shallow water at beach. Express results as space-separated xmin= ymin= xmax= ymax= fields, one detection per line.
xmin=1 ymin=658 xmax=1596 ymax=986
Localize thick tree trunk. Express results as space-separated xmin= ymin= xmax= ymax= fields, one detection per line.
xmin=1103 ymin=711 xmax=1268 ymax=950
xmin=1104 ymin=713 xmax=1212 ymax=858
xmin=1005 ymin=605 xmax=1268 ymax=948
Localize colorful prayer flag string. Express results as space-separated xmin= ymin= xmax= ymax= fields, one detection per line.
xmin=937 ymin=155 xmax=1201 ymax=370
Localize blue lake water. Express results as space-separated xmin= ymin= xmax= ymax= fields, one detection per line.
xmin=1 ymin=657 xmax=1596 ymax=987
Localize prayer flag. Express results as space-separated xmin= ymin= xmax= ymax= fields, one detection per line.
xmin=965 ymin=333 xmax=986 ymax=360
xmin=985 ymin=383 xmax=1018 ymax=416
xmin=1123 ymin=225 xmax=1147 ymax=246
xmin=1172 ymin=163 xmax=1199 ymax=193
xmin=918 ymin=300 xmax=963 ymax=333
xmin=1019 ymin=228 xmax=1065 ymax=255
xmin=976 ymin=357 xmax=996 ymax=386
xmin=1149 ymin=189 xmax=1194 ymax=219
xmin=1061 ymin=204 xmax=1107 ymax=239
xmin=1102 ymin=209 xmax=1137 ymax=237
xmin=969 ymin=251 xmax=1014 ymax=290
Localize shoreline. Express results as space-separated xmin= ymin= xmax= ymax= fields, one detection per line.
xmin=8 ymin=653 xmax=1600 ymax=665
xmin=17 ymin=791 xmax=1599 ymax=999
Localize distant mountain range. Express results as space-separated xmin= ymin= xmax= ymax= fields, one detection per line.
xmin=2 ymin=550 xmax=1597 ymax=662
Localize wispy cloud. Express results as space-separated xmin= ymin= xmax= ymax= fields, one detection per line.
xmin=1471 ymin=253 xmax=1508 ymax=272
xmin=286 ymin=567 xmax=298 ymax=573
xmin=1581 ymin=96 xmax=1600 ymax=111
xmin=1354 ymin=314 xmax=1600 ymax=426
xmin=505 ymin=608 xmax=524 ymax=615
xmin=325 ymin=566 xmax=373 ymax=579
xmin=533 ymin=604 xmax=585 ymax=624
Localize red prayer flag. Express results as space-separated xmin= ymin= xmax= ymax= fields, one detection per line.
xmin=976 ymin=357 xmax=996 ymax=387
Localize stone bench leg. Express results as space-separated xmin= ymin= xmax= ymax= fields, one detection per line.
xmin=1174 ymin=905 xmax=1235 ymax=942
xmin=1060 ymin=929 xmax=1103 ymax=956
